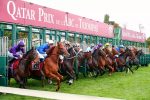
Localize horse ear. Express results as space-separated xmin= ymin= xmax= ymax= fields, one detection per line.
xmin=31 ymin=46 xmax=35 ymax=50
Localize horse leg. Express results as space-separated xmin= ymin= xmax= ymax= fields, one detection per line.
xmin=8 ymin=77 xmax=11 ymax=86
xmin=23 ymin=77 xmax=26 ymax=86
xmin=128 ymin=65 xmax=134 ymax=74
xmin=14 ymin=74 xmax=24 ymax=88
xmin=135 ymin=64 xmax=140 ymax=70
xmin=66 ymin=71 xmax=74 ymax=85
xmin=55 ymin=72 xmax=63 ymax=81
xmin=46 ymin=73 xmax=61 ymax=91
xmin=107 ymin=65 xmax=114 ymax=76
xmin=40 ymin=70 xmax=45 ymax=87
xmin=99 ymin=66 xmax=105 ymax=76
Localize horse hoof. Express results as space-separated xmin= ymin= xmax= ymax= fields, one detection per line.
xmin=56 ymin=89 xmax=59 ymax=91
xmin=48 ymin=80 xmax=53 ymax=85
xmin=68 ymin=83 xmax=72 ymax=85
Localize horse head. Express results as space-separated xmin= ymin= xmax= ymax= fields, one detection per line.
xmin=112 ymin=47 xmax=119 ymax=56
xmin=98 ymin=48 xmax=107 ymax=57
xmin=57 ymin=42 xmax=70 ymax=56
xmin=136 ymin=49 xmax=144 ymax=58
xmin=25 ymin=47 xmax=38 ymax=62
xmin=68 ymin=47 xmax=76 ymax=57
xmin=124 ymin=47 xmax=135 ymax=60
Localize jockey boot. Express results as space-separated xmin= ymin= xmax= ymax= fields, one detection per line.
xmin=8 ymin=58 xmax=16 ymax=66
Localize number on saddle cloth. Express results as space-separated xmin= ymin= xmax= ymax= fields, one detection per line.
xmin=32 ymin=61 xmax=40 ymax=70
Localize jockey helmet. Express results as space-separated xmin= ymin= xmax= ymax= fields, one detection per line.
xmin=98 ymin=43 xmax=103 ymax=48
xmin=119 ymin=45 xmax=124 ymax=48
xmin=76 ymin=43 xmax=80 ymax=47
xmin=18 ymin=40 xmax=25 ymax=47
xmin=105 ymin=43 xmax=110 ymax=47
xmin=91 ymin=43 xmax=94 ymax=47
xmin=47 ymin=40 xmax=54 ymax=44
xmin=66 ymin=41 xmax=70 ymax=45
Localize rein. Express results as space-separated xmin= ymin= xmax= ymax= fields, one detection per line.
xmin=66 ymin=47 xmax=81 ymax=60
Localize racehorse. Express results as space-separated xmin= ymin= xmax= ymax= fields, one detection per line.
xmin=73 ymin=47 xmax=93 ymax=79
xmin=100 ymin=48 xmax=114 ymax=75
xmin=27 ymin=56 xmax=45 ymax=87
xmin=43 ymin=42 xmax=69 ymax=91
xmin=116 ymin=47 xmax=134 ymax=73
xmin=129 ymin=49 xmax=144 ymax=70
xmin=111 ymin=46 xmax=120 ymax=71
xmin=59 ymin=47 xmax=76 ymax=85
xmin=8 ymin=47 xmax=39 ymax=88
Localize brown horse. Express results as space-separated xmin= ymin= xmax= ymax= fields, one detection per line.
xmin=102 ymin=48 xmax=114 ymax=75
xmin=26 ymin=53 xmax=45 ymax=87
xmin=8 ymin=47 xmax=39 ymax=88
xmin=43 ymin=42 xmax=69 ymax=91
xmin=114 ymin=47 xmax=134 ymax=73
xmin=111 ymin=46 xmax=120 ymax=71
xmin=59 ymin=47 xmax=76 ymax=85
xmin=129 ymin=48 xmax=144 ymax=70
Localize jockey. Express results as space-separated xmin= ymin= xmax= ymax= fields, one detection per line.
xmin=64 ymin=40 xmax=71 ymax=50
xmin=80 ymin=41 xmax=88 ymax=52
xmin=97 ymin=43 xmax=103 ymax=49
xmin=104 ymin=42 xmax=112 ymax=52
xmin=73 ymin=42 xmax=82 ymax=53
xmin=8 ymin=40 xmax=25 ymax=65
xmin=36 ymin=40 xmax=54 ymax=60
xmin=116 ymin=45 xmax=125 ymax=54
xmin=86 ymin=43 xmax=94 ymax=52
xmin=91 ymin=43 xmax=103 ymax=53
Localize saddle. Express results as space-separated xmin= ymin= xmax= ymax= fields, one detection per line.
xmin=8 ymin=58 xmax=20 ymax=70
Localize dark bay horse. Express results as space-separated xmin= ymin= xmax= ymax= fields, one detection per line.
xmin=129 ymin=49 xmax=144 ymax=70
xmin=27 ymin=55 xmax=45 ymax=87
xmin=73 ymin=48 xmax=93 ymax=79
xmin=90 ymin=47 xmax=112 ymax=77
xmin=116 ymin=47 xmax=134 ymax=73
xmin=95 ymin=48 xmax=114 ymax=76
xmin=8 ymin=47 xmax=39 ymax=88
xmin=43 ymin=42 xmax=69 ymax=91
xmin=59 ymin=47 xmax=76 ymax=85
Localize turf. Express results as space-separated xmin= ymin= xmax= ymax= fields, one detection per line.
xmin=1 ymin=66 xmax=150 ymax=100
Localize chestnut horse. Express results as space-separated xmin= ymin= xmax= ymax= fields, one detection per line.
xmin=8 ymin=47 xmax=39 ymax=88
xmin=43 ymin=42 xmax=69 ymax=91
xmin=101 ymin=48 xmax=114 ymax=75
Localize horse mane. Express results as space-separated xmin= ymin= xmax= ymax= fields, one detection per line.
xmin=92 ymin=49 xmax=97 ymax=56
xmin=46 ymin=46 xmax=55 ymax=55
xmin=23 ymin=49 xmax=32 ymax=58
xmin=68 ymin=47 xmax=72 ymax=53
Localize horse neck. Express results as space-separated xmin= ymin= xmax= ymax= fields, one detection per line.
xmin=104 ymin=48 xmax=113 ymax=58
xmin=18 ymin=58 xmax=30 ymax=76
xmin=49 ymin=46 xmax=59 ymax=61
xmin=120 ymin=52 xmax=128 ymax=59
xmin=136 ymin=50 xmax=142 ymax=58
xmin=112 ymin=48 xmax=119 ymax=55
xmin=67 ymin=48 xmax=75 ymax=63
xmin=84 ymin=52 xmax=92 ymax=60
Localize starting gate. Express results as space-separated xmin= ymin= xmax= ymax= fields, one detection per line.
xmin=0 ymin=37 xmax=8 ymax=86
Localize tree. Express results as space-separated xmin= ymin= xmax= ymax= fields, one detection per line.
xmin=104 ymin=14 xmax=109 ymax=23
xmin=146 ymin=37 xmax=150 ymax=48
